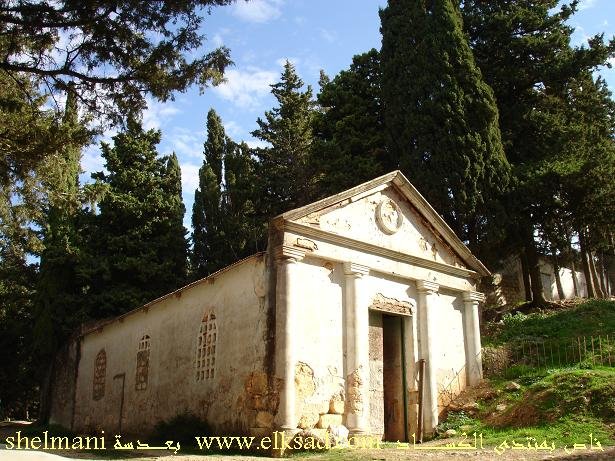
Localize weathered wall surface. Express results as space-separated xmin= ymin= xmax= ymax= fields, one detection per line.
xmin=368 ymin=311 xmax=384 ymax=438
xmin=289 ymin=256 xmax=426 ymax=439
xmin=290 ymin=257 xmax=346 ymax=430
xmin=432 ymin=289 xmax=467 ymax=408
xmin=490 ymin=256 xmax=589 ymax=305
xmin=297 ymin=188 xmax=467 ymax=270
xmin=69 ymin=254 xmax=271 ymax=436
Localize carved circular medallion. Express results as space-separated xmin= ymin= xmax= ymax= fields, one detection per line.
xmin=376 ymin=198 xmax=403 ymax=234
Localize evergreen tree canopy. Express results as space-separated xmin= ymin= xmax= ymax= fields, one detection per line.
xmin=82 ymin=119 xmax=188 ymax=316
xmin=461 ymin=0 xmax=615 ymax=300
xmin=380 ymin=0 xmax=510 ymax=251
xmin=314 ymin=49 xmax=386 ymax=197
xmin=252 ymin=61 xmax=316 ymax=217
xmin=0 ymin=0 xmax=234 ymax=123
xmin=191 ymin=110 xmax=261 ymax=278
xmin=191 ymin=109 xmax=230 ymax=278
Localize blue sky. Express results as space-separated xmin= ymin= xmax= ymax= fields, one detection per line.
xmin=80 ymin=0 xmax=615 ymax=231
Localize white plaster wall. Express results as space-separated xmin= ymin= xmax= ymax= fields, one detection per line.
xmin=430 ymin=289 xmax=467 ymax=408
xmin=539 ymin=261 xmax=588 ymax=300
xmin=290 ymin=256 xmax=425 ymax=434
xmin=72 ymin=254 xmax=270 ymax=435
xmin=291 ymin=257 xmax=346 ymax=423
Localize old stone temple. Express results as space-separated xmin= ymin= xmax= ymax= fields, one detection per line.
xmin=49 ymin=170 xmax=489 ymax=442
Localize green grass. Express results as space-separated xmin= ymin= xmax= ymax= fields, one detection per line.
xmin=484 ymin=299 xmax=615 ymax=346
xmin=437 ymin=367 xmax=615 ymax=448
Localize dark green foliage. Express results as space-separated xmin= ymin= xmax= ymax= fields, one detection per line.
xmin=0 ymin=252 xmax=38 ymax=419
xmin=379 ymin=0 xmax=510 ymax=252
xmin=224 ymin=142 xmax=266 ymax=262
xmin=0 ymin=0 xmax=234 ymax=123
xmin=313 ymin=49 xmax=386 ymax=197
xmin=82 ymin=119 xmax=188 ymax=317
xmin=191 ymin=110 xmax=262 ymax=278
xmin=35 ymin=89 xmax=86 ymax=354
xmin=252 ymin=61 xmax=316 ymax=218
xmin=191 ymin=110 xmax=231 ymax=278
xmin=461 ymin=0 xmax=615 ymax=299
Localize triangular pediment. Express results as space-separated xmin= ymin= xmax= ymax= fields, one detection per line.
xmin=278 ymin=171 xmax=490 ymax=276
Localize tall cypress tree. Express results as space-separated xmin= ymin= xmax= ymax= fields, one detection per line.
xmin=224 ymin=141 xmax=264 ymax=261
xmin=380 ymin=0 xmax=510 ymax=254
xmin=191 ymin=110 xmax=262 ymax=278
xmin=314 ymin=49 xmax=386 ymax=197
xmin=159 ymin=153 xmax=189 ymax=286
xmin=83 ymin=118 xmax=188 ymax=316
xmin=35 ymin=87 xmax=84 ymax=349
xmin=191 ymin=109 xmax=228 ymax=279
xmin=252 ymin=61 xmax=316 ymax=218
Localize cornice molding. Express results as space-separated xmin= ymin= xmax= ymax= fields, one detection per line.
xmin=463 ymin=291 xmax=486 ymax=303
xmin=417 ymin=280 xmax=440 ymax=294
xmin=275 ymin=245 xmax=306 ymax=262
xmin=284 ymin=221 xmax=478 ymax=279
xmin=343 ymin=262 xmax=370 ymax=277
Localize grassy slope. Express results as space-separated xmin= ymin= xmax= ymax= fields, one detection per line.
xmin=483 ymin=299 xmax=615 ymax=346
xmin=438 ymin=299 xmax=615 ymax=447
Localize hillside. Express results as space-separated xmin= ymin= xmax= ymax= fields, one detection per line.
xmin=438 ymin=299 xmax=615 ymax=449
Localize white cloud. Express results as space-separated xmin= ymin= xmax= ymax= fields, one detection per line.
xmin=165 ymin=127 xmax=204 ymax=160
xmin=212 ymin=33 xmax=224 ymax=47
xmin=232 ymin=0 xmax=283 ymax=23
xmin=223 ymin=120 xmax=245 ymax=139
xmin=181 ymin=162 xmax=201 ymax=195
xmin=578 ymin=0 xmax=597 ymax=10
xmin=81 ymin=146 xmax=106 ymax=177
xmin=213 ymin=67 xmax=277 ymax=109
xmin=245 ymin=138 xmax=270 ymax=149
xmin=142 ymin=98 xmax=181 ymax=130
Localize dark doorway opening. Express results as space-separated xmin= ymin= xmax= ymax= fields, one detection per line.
xmin=382 ymin=315 xmax=406 ymax=441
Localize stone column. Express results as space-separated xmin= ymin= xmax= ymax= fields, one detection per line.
xmin=343 ymin=261 xmax=370 ymax=435
xmin=275 ymin=245 xmax=305 ymax=430
xmin=416 ymin=280 xmax=439 ymax=435
xmin=463 ymin=291 xmax=485 ymax=386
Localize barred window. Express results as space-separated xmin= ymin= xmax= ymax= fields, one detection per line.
xmin=93 ymin=349 xmax=106 ymax=400
xmin=135 ymin=335 xmax=150 ymax=391
xmin=196 ymin=312 xmax=216 ymax=381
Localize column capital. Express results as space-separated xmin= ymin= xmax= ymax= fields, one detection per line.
xmin=343 ymin=262 xmax=370 ymax=277
xmin=275 ymin=245 xmax=306 ymax=263
xmin=463 ymin=291 xmax=485 ymax=304
xmin=417 ymin=280 xmax=439 ymax=294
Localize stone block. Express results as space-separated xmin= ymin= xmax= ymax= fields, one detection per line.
xmin=329 ymin=397 xmax=344 ymax=414
xmin=297 ymin=408 xmax=319 ymax=429
xmin=317 ymin=413 xmax=343 ymax=429
xmin=255 ymin=411 xmax=274 ymax=428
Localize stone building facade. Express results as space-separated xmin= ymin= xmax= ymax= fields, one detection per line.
xmin=49 ymin=171 xmax=489 ymax=441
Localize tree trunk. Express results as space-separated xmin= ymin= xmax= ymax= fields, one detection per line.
xmin=579 ymin=229 xmax=596 ymax=298
xmin=570 ymin=258 xmax=580 ymax=297
xmin=520 ymin=249 xmax=532 ymax=302
xmin=598 ymin=252 xmax=608 ymax=297
xmin=589 ymin=251 xmax=605 ymax=299
xmin=552 ymin=254 xmax=565 ymax=301
xmin=525 ymin=231 xmax=547 ymax=305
